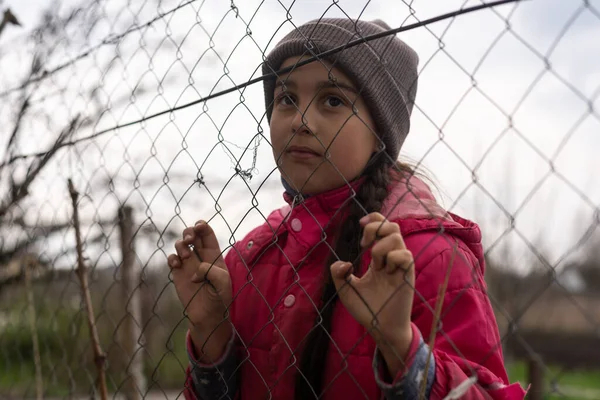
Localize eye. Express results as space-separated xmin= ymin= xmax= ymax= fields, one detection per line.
xmin=324 ymin=95 xmax=344 ymax=108
xmin=276 ymin=92 xmax=295 ymax=106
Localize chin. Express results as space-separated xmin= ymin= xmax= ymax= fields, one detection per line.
xmin=280 ymin=173 xmax=315 ymax=194
xmin=288 ymin=178 xmax=313 ymax=193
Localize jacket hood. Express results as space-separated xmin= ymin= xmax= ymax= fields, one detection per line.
xmin=279 ymin=172 xmax=484 ymax=272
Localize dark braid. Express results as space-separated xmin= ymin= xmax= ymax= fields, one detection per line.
xmin=295 ymin=157 xmax=414 ymax=399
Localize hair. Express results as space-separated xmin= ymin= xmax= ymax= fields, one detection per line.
xmin=294 ymin=154 xmax=417 ymax=399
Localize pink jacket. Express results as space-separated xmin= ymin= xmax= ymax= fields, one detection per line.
xmin=183 ymin=177 xmax=527 ymax=399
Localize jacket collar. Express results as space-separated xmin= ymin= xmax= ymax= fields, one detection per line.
xmin=280 ymin=172 xmax=450 ymax=222
xmin=273 ymin=172 xmax=456 ymax=266
xmin=281 ymin=176 xmax=364 ymax=214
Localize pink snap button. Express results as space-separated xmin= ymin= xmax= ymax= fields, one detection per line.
xmin=291 ymin=218 xmax=302 ymax=232
xmin=284 ymin=294 xmax=296 ymax=307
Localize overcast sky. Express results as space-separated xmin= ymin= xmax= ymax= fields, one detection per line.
xmin=1 ymin=0 xmax=599 ymax=277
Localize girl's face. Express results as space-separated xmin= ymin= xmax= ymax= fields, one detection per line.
xmin=270 ymin=56 xmax=378 ymax=195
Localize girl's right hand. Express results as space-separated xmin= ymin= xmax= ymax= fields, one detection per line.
xmin=168 ymin=221 xmax=233 ymax=349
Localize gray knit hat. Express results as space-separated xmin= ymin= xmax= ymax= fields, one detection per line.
xmin=263 ymin=18 xmax=419 ymax=161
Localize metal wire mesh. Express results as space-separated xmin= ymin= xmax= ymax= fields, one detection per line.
xmin=1 ymin=0 xmax=599 ymax=399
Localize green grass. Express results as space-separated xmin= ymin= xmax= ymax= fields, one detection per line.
xmin=0 ymin=284 xmax=197 ymax=397
xmin=0 ymin=322 xmax=191 ymax=397
xmin=0 ymin=363 xmax=75 ymax=398
xmin=0 ymin=353 xmax=190 ymax=398
xmin=0 ymin=364 xmax=33 ymax=397
xmin=3 ymin=354 xmax=600 ymax=398
xmin=507 ymin=361 xmax=600 ymax=399
xmin=144 ymin=323 xmax=191 ymax=391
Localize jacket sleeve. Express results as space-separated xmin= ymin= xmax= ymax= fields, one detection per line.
xmin=183 ymin=330 xmax=239 ymax=400
xmin=183 ymin=244 xmax=243 ymax=400
xmin=404 ymin=237 xmax=527 ymax=400
xmin=372 ymin=322 xmax=436 ymax=399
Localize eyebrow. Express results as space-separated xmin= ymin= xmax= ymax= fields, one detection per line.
xmin=275 ymin=79 xmax=360 ymax=95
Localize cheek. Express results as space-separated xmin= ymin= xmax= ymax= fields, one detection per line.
xmin=328 ymin=128 xmax=374 ymax=170
xmin=269 ymin=121 xmax=285 ymax=152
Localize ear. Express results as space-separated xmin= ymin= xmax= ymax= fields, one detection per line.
xmin=371 ymin=136 xmax=386 ymax=156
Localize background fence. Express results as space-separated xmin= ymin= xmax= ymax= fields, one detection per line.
xmin=0 ymin=0 xmax=599 ymax=399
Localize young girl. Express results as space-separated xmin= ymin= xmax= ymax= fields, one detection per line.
xmin=168 ymin=18 xmax=527 ymax=400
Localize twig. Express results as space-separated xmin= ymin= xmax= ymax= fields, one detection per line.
xmin=5 ymin=96 xmax=29 ymax=157
xmin=0 ymin=219 xmax=73 ymax=264
xmin=68 ymin=179 xmax=108 ymax=400
xmin=24 ymin=258 xmax=43 ymax=400
xmin=0 ymin=8 xmax=22 ymax=37
xmin=0 ymin=116 xmax=80 ymax=220
xmin=419 ymin=244 xmax=457 ymax=399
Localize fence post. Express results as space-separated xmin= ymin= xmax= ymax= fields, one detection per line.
xmin=526 ymin=356 xmax=545 ymax=400
xmin=118 ymin=205 xmax=146 ymax=400
xmin=24 ymin=258 xmax=43 ymax=400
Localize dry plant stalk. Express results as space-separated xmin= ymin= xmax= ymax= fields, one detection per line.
xmin=24 ymin=259 xmax=43 ymax=400
xmin=68 ymin=179 xmax=108 ymax=400
xmin=419 ymin=244 xmax=457 ymax=400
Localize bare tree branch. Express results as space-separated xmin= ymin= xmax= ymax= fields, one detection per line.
xmin=0 ymin=115 xmax=80 ymax=220
xmin=5 ymin=97 xmax=29 ymax=154
xmin=0 ymin=8 xmax=21 ymax=37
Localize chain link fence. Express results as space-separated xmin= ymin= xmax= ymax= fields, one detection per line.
xmin=1 ymin=0 xmax=599 ymax=398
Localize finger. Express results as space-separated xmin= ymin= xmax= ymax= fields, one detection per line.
xmin=370 ymin=233 xmax=404 ymax=270
xmin=193 ymin=221 xmax=220 ymax=250
xmin=383 ymin=249 xmax=414 ymax=276
xmin=175 ymin=239 xmax=192 ymax=259
xmin=330 ymin=261 xmax=359 ymax=300
xmin=360 ymin=212 xmax=386 ymax=225
xmin=331 ymin=260 xmax=354 ymax=280
xmin=182 ymin=226 xmax=206 ymax=257
xmin=187 ymin=221 xmax=206 ymax=249
xmin=182 ymin=226 xmax=195 ymax=244
xmin=167 ymin=254 xmax=182 ymax=269
xmin=360 ymin=219 xmax=401 ymax=248
xmin=191 ymin=261 xmax=230 ymax=293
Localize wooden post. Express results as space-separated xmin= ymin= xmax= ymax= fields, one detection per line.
xmin=24 ymin=258 xmax=43 ymax=400
xmin=526 ymin=356 xmax=544 ymax=400
xmin=118 ymin=205 xmax=146 ymax=400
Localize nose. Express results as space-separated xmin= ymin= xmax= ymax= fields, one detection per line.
xmin=290 ymin=103 xmax=315 ymax=136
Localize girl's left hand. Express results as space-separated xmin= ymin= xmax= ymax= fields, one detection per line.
xmin=330 ymin=212 xmax=415 ymax=360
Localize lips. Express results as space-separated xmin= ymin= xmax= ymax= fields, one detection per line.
xmin=285 ymin=145 xmax=321 ymax=157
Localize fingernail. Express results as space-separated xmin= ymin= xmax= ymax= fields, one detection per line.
xmin=184 ymin=234 xmax=192 ymax=241
xmin=359 ymin=215 xmax=369 ymax=225
xmin=342 ymin=262 xmax=353 ymax=278
xmin=332 ymin=262 xmax=342 ymax=275
xmin=171 ymin=259 xmax=179 ymax=267
xmin=191 ymin=273 xmax=198 ymax=282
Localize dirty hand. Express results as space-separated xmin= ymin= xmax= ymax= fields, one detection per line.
xmin=167 ymin=220 xmax=233 ymax=355
xmin=330 ymin=212 xmax=415 ymax=361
